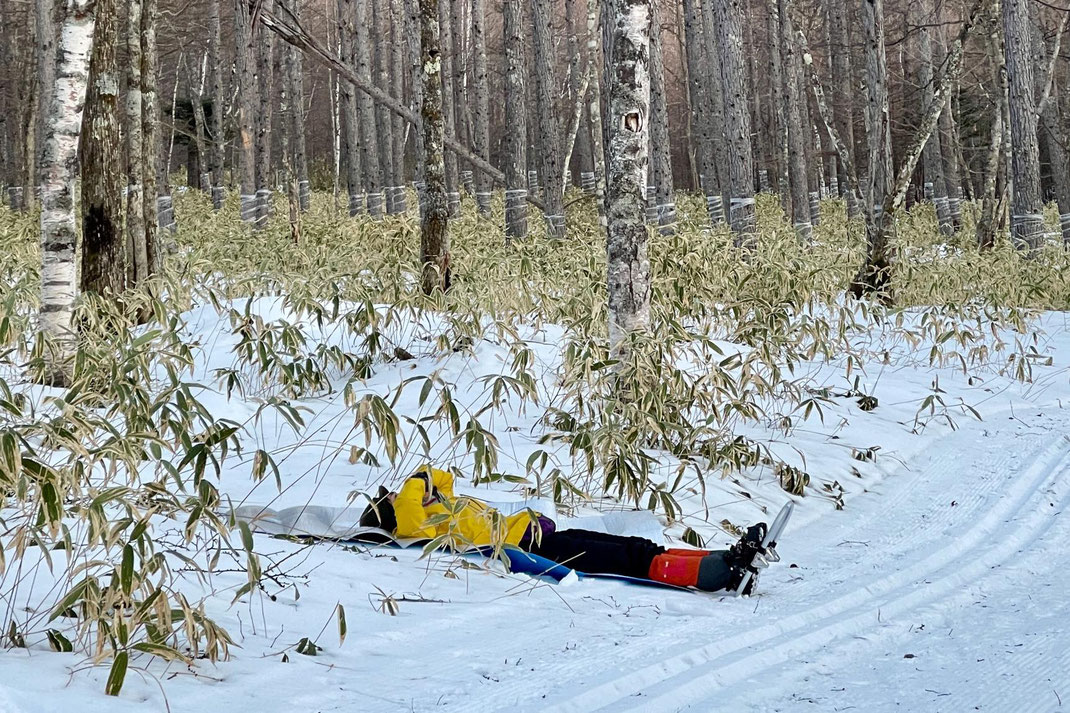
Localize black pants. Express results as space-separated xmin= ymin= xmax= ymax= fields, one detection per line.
xmin=527 ymin=528 xmax=666 ymax=579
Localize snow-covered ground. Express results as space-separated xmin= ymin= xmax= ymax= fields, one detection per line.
xmin=2 ymin=301 xmax=1070 ymax=713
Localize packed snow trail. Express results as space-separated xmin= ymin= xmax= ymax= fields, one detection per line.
xmin=542 ymin=410 xmax=1070 ymax=713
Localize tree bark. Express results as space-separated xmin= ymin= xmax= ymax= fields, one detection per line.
xmin=503 ymin=0 xmax=528 ymax=240
xmin=338 ymin=0 xmax=363 ymax=216
xmin=141 ymin=0 xmax=160 ymax=262
xmin=254 ymin=26 xmax=273 ymax=227
xmin=389 ymin=0 xmax=407 ymax=213
xmin=208 ymin=0 xmax=225 ymax=209
xmin=437 ymin=0 xmax=459 ymax=214
xmin=470 ymin=0 xmax=491 ymax=216
xmin=404 ymin=0 xmax=426 ymax=191
xmin=779 ymin=0 xmax=810 ymax=241
xmin=918 ymin=11 xmax=953 ymax=236
xmin=235 ymin=0 xmax=257 ymax=224
xmin=826 ymin=0 xmax=856 ymax=211
xmin=419 ymin=0 xmax=450 ymax=295
xmin=713 ymin=0 xmax=756 ymax=243
xmin=532 ymin=0 xmax=566 ymax=237
xmin=606 ymin=0 xmax=651 ymax=361
xmin=681 ymin=0 xmax=716 ymax=200
xmin=767 ymin=0 xmax=789 ymax=217
xmin=81 ymin=0 xmax=125 ymax=296
xmin=39 ymin=0 xmax=96 ymax=386
xmin=373 ymin=0 xmax=397 ymax=214
xmin=586 ymin=0 xmax=607 ymax=222
xmin=698 ymin=0 xmax=730 ymax=218
xmin=35 ymin=0 xmax=60 ymax=208
xmin=1002 ymin=0 xmax=1043 ymax=249
xmin=647 ymin=0 xmax=674 ymax=234
xmin=126 ymin=0 xmax=148 ymax=280
xmin=856 ymin=0 xmax=894 ymax=295
xmin=355 ymin=0 xmax=383 ymax=217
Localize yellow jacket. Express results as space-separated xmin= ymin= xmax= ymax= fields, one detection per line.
xmin=393 ymin=466 xmax=536 ymax=547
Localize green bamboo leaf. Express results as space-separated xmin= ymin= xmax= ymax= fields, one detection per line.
xmin=336 ymin=603 xmax=347 ymax=646
xmin=105 ymin=651 xmax=128 ymax=696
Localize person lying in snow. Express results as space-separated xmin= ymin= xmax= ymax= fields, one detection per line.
xmin=359 ymin=466 xmax=771 ymax=594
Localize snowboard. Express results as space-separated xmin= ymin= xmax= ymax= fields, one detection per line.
xmin=732 ymin=500 xmax=794 ymax=596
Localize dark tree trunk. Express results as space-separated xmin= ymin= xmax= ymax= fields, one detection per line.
xmin=419 ymin=0 xmax=450 ymax=295
xmin=81 ymin=0 xmax=125 ymax=295
xmin=503 ymin=0 xmax=528 ymax=240
xmin=1002 ymin=0 xmax=1043 ymax=249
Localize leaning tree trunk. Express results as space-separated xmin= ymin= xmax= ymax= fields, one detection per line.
xmin=419 ymin=0 xmax=450 ymax=295
xmin=355 ymin=0 xmax=382 ymax=217
xmin=81 ymin=0 xmax=126 ymax=296
xmin=338 ymin=0 xmax=363 ymax=216
xmin=208 ymin=0 xmax=224 ymax=209
xmin=532 ymin=0 xmax=566 ymax=237
xmin=713 ymin=0 xmax=756 ymax=244
xmin=470 ymin=0 xmax=492 ymax=216
xmin=606 ymin=0 xmax=652 ymax=362
xmin=502 ymin=0 xmax=528 ymax=241
xmin=1002 ymin=0 xmax=1043 ymax=250
xmin=39 ymin=0 xmax=96 ymax=386
xmin=779 ymin=0 xmax=811 ymax=241
xmin=647 ymin=0 xmax=674 ymax=234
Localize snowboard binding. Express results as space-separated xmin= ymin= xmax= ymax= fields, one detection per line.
xmin=729 ymin=502 xmax=794 ymax=597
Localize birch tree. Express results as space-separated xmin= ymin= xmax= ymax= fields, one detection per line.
xmin=39 ymin=0 xmax=97 ymax=386
xmin=606 ymin=0 xmax=651 ymax=360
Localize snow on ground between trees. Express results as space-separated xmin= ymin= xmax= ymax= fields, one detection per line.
xmin=2 ymin=299 xmax=1070 ymax=712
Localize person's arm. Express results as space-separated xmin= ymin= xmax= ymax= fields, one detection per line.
xmin=393 ymin=477 xmax=436 ymax=538
xmin=427 ymin=467 xmax=455 ymax=498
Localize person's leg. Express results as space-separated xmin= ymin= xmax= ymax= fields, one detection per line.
xmin=528 ymin=529 xmax=665 ymax=579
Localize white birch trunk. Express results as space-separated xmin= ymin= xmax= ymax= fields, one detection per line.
xmin=606 ymin=0 xmax=651 ymax=360
xmin=39 ymin=0 xmax=97 ymax=386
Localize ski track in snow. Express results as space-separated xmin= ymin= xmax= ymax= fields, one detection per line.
xmin=540 ymin=413 xmax=1070 ymax=713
